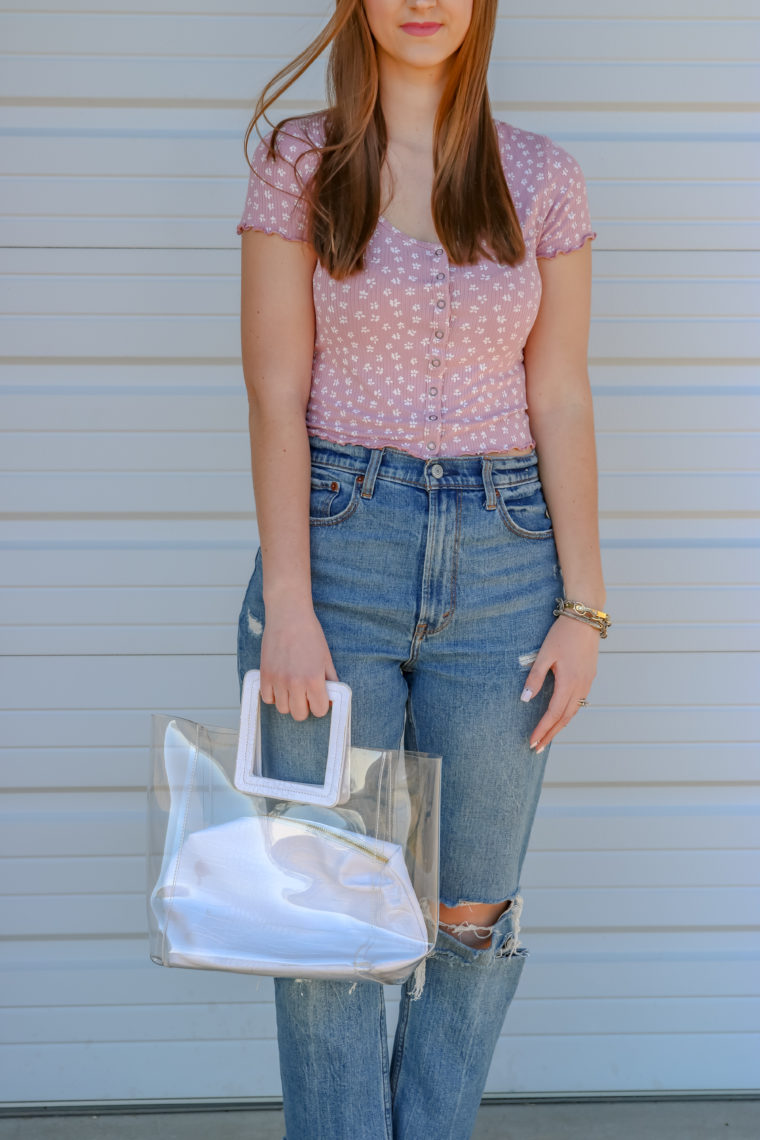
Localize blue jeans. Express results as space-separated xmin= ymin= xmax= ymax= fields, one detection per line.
xmin=237 ymin=434 xmax=562 ymax=1140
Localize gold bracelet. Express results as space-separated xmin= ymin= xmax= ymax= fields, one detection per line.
xmin=553 ymin=597 xmax=612 ymax=639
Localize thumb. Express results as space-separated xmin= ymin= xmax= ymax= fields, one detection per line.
xmin=520 ymin=656 xmax=551 ymax=703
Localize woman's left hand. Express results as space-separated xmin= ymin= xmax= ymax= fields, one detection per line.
xmin=520 ymin=616 xmax=600 ymax=753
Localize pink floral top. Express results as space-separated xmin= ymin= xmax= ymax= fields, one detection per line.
xmin=236 ymin=111 xmax=596 ymax=459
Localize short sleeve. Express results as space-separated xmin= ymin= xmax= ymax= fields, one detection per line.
xmin=536 ymin=137 xmax=597 ymax=259
xmin=236 ymin=118 xmax=321 ymax=242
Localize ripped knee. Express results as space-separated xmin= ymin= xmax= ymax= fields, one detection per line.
xmin=438 ymin=896 xmax=517 ymax=949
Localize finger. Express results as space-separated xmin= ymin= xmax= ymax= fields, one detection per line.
xmin=290 ymin=677 xmax=327 ymax=722
xmin=532 ymin=689 xmax=585 ymax=753
xmin=520 ymin=655 xmax=554 ymax=703
xmin=259 ymin=678 xmax=276 ymax=705
xmin=307 ymin=679 xmax=332 ymax=719
xmin=529 ymin=682 xmax=571 ymax=750
xmin=267 ymin=681 xmax=291 ymax=717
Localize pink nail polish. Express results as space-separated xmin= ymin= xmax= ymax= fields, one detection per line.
xmin=536 ymin=745 xmax=545 ymax=754
xmin=520 ymin=687 xmax=533 ymax=702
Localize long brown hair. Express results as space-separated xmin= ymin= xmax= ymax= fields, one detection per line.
xmin=241 ymin=1 xmax=525 ymax=280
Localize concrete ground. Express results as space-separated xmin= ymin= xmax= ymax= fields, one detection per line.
xmin=0 ymin=1099 xmax=758 ymax=1140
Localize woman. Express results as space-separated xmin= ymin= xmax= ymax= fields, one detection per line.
xmin=236 ymin=2 xmax=610 ymax=1137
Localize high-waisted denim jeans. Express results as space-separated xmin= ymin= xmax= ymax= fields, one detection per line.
xmin=236 ymin=434 xmax=563 ymax=1140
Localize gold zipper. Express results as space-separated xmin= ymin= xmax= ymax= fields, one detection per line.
xmin=280 ymin=816 xmax=390 ymax=864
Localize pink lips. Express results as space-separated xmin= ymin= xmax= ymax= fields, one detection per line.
xmin=401 ymin=23 xmax=442 ymax=37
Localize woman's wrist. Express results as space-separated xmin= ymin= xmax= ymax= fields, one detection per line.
xmin=559 ymin=582 xmax=606 ymax=610
xmin=553 ymin=595 xmax=612 ymax=639
xmin=263 ymin=590 xmax=315 ymax=617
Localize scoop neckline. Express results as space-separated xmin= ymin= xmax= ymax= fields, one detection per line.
xmin=377 ymin=213 xmax=442 ymax=249
xmin=375 ymin=121 xmax=512 ymax=249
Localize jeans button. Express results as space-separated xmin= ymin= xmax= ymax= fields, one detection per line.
xmin=430 ymin=463 xmax=444 ymax=478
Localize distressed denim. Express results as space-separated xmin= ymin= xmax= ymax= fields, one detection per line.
xmin=236 ymin=434 xmax=562 ymax=1140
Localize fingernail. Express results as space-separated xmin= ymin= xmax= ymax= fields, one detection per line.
xmin=520 ymin=687 xmax=533 ymax=702
xmin=536 ymin=745 xmax=545 ymax=754
xmin=529 ymin=740 xmax=537 ymax=750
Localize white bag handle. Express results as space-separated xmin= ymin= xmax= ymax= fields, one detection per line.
xmin=233 ymin=669 xmax=353 ymax=805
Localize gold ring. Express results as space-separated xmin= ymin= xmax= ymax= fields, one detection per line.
xmin=577 ymin=697 xmax=589 ymax=707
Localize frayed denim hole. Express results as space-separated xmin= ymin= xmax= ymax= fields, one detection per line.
xmin=246 ymin=610 xmax=264 ymax=636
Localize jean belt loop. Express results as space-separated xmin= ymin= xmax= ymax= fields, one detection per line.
xmin=360 ymin=446 xmax=385 ymax=500
xmin=481 ymin=455 xmax=498 ymax=510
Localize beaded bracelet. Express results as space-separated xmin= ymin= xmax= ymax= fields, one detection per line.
xmin=553 ymin=597 xmax=612 ymax=639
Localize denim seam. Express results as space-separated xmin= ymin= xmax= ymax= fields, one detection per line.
xmin=494 ymin=493 xmax=555 ymax=541
xmin=324 ymin=471 xmax=538 ymax=492
xmin=377 ymin=997 xmax=394 ymax=1140
xmin=401 ymin=621 xmax=427 ymax=669
xmin=389 ymin=972 xmax=414 ymax=1102
xmin=404 ymin=694 xmax=420 ymax=751
xmin=421 ymin=486 xmax=460 ymax=636
xmin=308 ymin=475 xmax=362 ymax=526
xmin=311 ymin=458 xmax=538 ymax=492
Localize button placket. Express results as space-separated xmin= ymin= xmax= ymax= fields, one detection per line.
xmin=424 ymin=245 xmax=451 ymax=456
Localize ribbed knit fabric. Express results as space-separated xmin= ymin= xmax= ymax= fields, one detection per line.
xmin=237 ymin=111 xmax=597 ymax=459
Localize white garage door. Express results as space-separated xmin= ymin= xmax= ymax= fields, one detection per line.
xmin=1 ymin=0 xmax=758 ymax=1105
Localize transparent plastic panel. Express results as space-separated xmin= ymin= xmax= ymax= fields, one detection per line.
xmin=147 ymin=713 xmax=441 ymax=985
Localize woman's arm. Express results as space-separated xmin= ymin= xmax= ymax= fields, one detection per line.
xmin=240 ymin=228 xmax=338 ymax=719
xmin=520 ymin=237 xmax=605 ymax=751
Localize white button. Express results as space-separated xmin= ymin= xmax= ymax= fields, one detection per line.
xmin=427 ymin=442 xmax=436 ymax=451
xmin=436 ymin=272 xmax=445 ymax=281
xmin=436 ymin=299 xmax=446 ymax=309
xmin=431 ymin=358 xmax=441 ymax=367
xmin=429 ymin=386 xmax=438 ymax=395
xmin=428 ymin=414 xmax=438 ymax=421
xmin=435 ymin=330 xmax=444 ymax=339
xmin=435 ymin=247 xmax=444 ymax=256
xmin=430 ymin=463 xmax=444 ymax=477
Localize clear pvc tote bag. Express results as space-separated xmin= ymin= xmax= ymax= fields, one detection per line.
xmin=147 ymin=669 xmax=442 ymax=987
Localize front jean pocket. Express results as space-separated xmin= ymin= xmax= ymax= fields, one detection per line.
xmin=308 ymin=465 xmax=362 ymax=526
xmin=494 ymin=476 xmax=554 ymax=539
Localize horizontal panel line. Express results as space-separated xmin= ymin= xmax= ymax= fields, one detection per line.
xmin=598 ymin=512 xmax=760 ymax=519
xmin=4 ymin=846 xmax=757 ymax=854
xmin=3 ymin=132 xmax=760 ymax=148
xmin=3 ymin=999 xmax=753 ymax=1016
xmin=0 ymin=356 xmax=237 ymax=365
xmin=1 ymin=1093 xmax=754 ymax=1116
xmin=37 ymin=53 xmax=758 ymax=63
xmin=0 ymin=513 xmax=256 ymax=521
xmin=3 ymin=249 xmax=760 ymax=258
xmin=0 ymin=932 xmax=145 ymax=942
xmin=1 ymin=540 xmax=757 ymax=553
xmin=2 ymin=513 xmax=759 ymax=523
xmin=3 ymin=388 xmax=759 ymax=399
xmin=524 ymin=926 xmax=760 ymax=935
xmin=3 ymin=176 xmax=760 ymax=186
xmin=1 ymin=99 xmax=759 ymax=114
xmin=1 ymin=1032 xmax=755 ymax=1047
xmin=1 ymin=926 xmax=757 ymax=939
xmin=3 ymin=881 xmax=758 ymax=893
xmin=4 ymin=796 xmax=760 ymax=807
xmin=1 ymin=357 xmax=758 ymax=368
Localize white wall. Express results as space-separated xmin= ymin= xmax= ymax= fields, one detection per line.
xmin=1 ymin=0 xmax=758 ymax=1105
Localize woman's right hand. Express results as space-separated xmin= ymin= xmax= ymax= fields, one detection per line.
xmin=258 ymin=603 xmax=339 ymax=721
